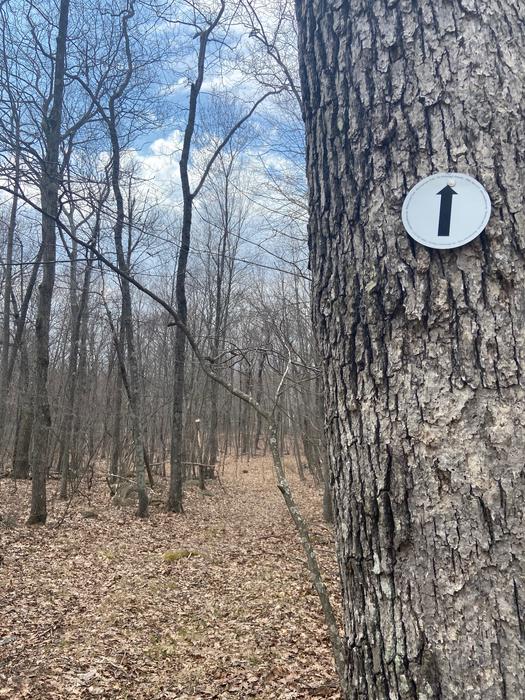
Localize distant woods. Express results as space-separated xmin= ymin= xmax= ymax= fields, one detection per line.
xmin=0 ymin=0 xmax=330 ymax=521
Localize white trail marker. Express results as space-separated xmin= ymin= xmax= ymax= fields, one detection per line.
xmin=402 ymin=172 xmax=491 ymax=250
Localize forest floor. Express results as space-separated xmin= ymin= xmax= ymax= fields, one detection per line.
xmin=0 ymin=457 xmax=341 ymax=699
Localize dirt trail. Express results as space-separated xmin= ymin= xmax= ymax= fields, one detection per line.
xmin=0 ymin=458 xmax=341 ymax=699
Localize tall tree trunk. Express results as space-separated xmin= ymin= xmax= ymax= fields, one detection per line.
xmin=59 ymin=214 xmax=95 ymax=498
xmin=297 ymin=1 xmax=525 ymax=697
xmin=111 ymin=210 xmax=147 ymax=517
xmin=167 ymin=3 xmax=226 ymax=512
xmin=167 ymin=60 xmax=200 ymax=513
xmin=0 ymin=118 xmax=20 ymax=450
xmin=104 ymin=3 xmax=147 ymax=518
xmin=28 ymin=0 xmax=70 ymax=524
xmin=166 ymin=79 xmax=197 ymax=511
xmin=205 ymin=218 xmax=231 ymax=470
xmin=70 ymin=269 xmax=92 ymax=473
xmin=59 ymin=232 xmax=79 ymax=498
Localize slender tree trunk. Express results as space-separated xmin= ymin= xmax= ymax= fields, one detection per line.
xmin=166 ymin=85 xmax=196 ymax=511
xmin=0 ymin=119 xmax=20 ymax=449
xmin=205 ymin=165 xmax=234 ymax=469
xmin=252 ymin=350 xmax=265 ymax=453
xmin=167 ymin=4 xmax=226 ymax=512
xmin=104 ymin=299 xmax=154 ymax=493
xmin=110 ymin=253 xmax=147 ymax=517
xmin=59 ymin=231 xmax=80 ymax=498
xmin=168 ymin=306 xmax=187 ymax=511
xmin=167 ymin=74 xmax=197 ymax=513
xmin=102 ymin=3 xmax=147 ymax=517
xmin=6 ymin=246 xmax=43 ymax=389
xmin=268 ymin=420 xmax=346 ymax=689
xmin=239 ymin=359 xmax=253 ymax=455
xmin=297 ymin=1 xmax=525 ymax=697
xmin=61 ymin=239 xmax=94 ymax=495
xmin=70 ymin=269 xmax=92 ymax=473
xmin=110 ymin=328 xmax=124 ymax=485
xmin=12 ymin=340 xmax=32 ymax=479
xmin=28 ymin=0 xmax=70 ymax=524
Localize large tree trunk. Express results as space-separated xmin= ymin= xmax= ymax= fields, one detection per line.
xmin=296 ymin=1 xmax=525 ymax=698
xmin=28 ymin=0 xmax=70 ymax=524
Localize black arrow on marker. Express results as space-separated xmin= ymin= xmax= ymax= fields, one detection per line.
xmin=437 ymin=184 xmax=457 ymax=236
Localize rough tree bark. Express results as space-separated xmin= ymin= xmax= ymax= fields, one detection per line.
xmin=296 ymin=1 xmax=525 ymax=698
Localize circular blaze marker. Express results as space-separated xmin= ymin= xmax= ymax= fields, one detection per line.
xmin=401 ymin=172 xmax=491 ymax=250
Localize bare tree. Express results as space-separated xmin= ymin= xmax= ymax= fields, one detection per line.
xmin=58 ymin=190 xmax=101 ymax=499
xmin=28 ymin=0 xmax=71 ymax=524
xmin=164 ymin=0 xmax=278 ymax=512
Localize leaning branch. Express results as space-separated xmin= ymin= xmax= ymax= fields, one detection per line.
xmin=191 ymin=88 xmax=283 ymax=200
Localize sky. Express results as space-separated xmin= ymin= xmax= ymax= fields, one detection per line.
xmin=0 ymin=0 xmax=309 ymax=295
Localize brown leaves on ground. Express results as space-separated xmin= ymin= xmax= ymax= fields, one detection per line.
xmin=0 ymin=458 xmax=341 ymax=699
